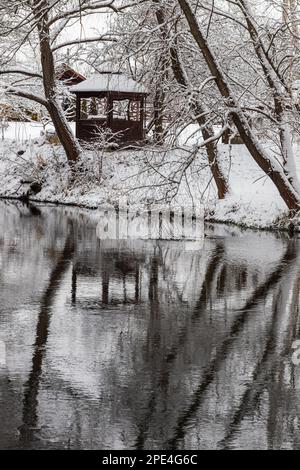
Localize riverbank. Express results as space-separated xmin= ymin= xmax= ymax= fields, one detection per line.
xmin=1 ymin=129 xmax=300 ymax=232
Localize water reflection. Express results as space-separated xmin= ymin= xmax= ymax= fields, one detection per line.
xmin=0 ymin=200 xmax=300 ymax=449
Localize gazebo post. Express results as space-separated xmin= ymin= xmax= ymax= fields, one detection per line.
xmin=107 ymin=92 xmax=113 ymax=130
xmin=75 ymin=94 xmax=81 ymax=139
xmin=140 ymin=96 xmax=145 ymax=140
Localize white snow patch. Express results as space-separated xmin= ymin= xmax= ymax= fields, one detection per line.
xmin=1 ymin=123 xmax=300 ymax=231
xmin=70 ymin=73 xmax=147 ymax=94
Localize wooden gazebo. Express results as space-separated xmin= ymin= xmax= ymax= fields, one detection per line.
xmin=70 ymin=71 xmax=147 ymax=144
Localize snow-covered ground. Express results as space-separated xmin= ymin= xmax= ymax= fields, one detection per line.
xmin=0 ymin=122 xmax=299 ymax=231
xmin=0 ymin=121 xmax=75 ymax=141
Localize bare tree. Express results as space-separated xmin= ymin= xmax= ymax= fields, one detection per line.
xmin=0 ymin=0 xmax=129 ymax=164
xmin=153 ymin=0 xmax=228 ymax=198
xmin=176 ymin=0 xmax=300 ymax=212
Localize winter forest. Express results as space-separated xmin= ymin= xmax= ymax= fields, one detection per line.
xmin=2 ymin=0 xmax=300 ymax=454
xmin=0 ymin=0 xmax=300 ymax=227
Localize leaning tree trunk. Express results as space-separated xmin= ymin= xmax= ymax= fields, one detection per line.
xmin=153 ymin=79 xmax=166 ymax=144
xmin=177 ymin=0 xmax=300 ymax=212
xmin=236 ymin=0 xmax=300 ymax=194
xmin=32 ymin=0 xmax=81 ymax=164
xmin=152 ymin=0 xmax=169 ymax=144
xmin=170 ymin=44 xmax=229 ymax=199
xmin=153 ymin=0 xmax=228 ymax=199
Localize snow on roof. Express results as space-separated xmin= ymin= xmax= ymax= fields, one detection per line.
xmin=70 ymin=72 xmax=147 ymax=94
xmin=56 ymin=63 xmax=86 ymax=83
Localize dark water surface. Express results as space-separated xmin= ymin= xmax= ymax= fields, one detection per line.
xmin=1 ymin=200 xmax=300 ymax=450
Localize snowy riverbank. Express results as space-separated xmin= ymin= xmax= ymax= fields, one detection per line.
xmin=1 ymin=122 xmax=300 ymax=231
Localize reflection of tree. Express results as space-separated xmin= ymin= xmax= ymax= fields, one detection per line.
xmin=3 ymin=200 xmax=300 ymax=450
xmin=166 ymin=241 xmax=299 ymax=449
xmin=219 ymin=268 xmax=300 ymax=449
xmin=135 ymin=251 xmax=161 ymax=449
xmin=19 ymin=226 xmax=75 ymax=448
xmin=166 ymin=243 xmax=225 ymax=363
xmin=135 ymin=243 xmax=225 ymax=449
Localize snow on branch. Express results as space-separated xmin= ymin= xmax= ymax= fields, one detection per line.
xmin=52 ymin=35 xmax=117 ymax=52
xmin=48 ymin=0 xmax=150 ymax=26
xmin=48 ymin=0 xmax=119 ymax=26
xmin=0 ymin=69 xmax=43 ymax=79
xmin=1 ymin=84 xmax=48 ymax=108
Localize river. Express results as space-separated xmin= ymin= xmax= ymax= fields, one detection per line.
xmin=0 ymin=200 xmax=300 ymax=450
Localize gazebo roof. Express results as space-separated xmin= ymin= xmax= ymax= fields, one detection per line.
xmin=56 ymin=63 xmax=86 ymax=85
xmin=70 ymin=72 xmax=147 ymax=95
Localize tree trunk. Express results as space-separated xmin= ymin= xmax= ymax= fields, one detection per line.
xmin=237 ymin=0 xmax=300 ymax=194
xmin=152 ymin=1 xmax=168 ymax=144
xmin=177 ymin=0 xmax=300 ymax=212
xmin=32 ymin=0 xmax=80 ymax=164
xmin=170 ymin=44 xmax=229 ymax=199
xmin=153 ymin=0 xmax=228 ymax=198
xmin=153 ymin=82 xmax=166 ymax=144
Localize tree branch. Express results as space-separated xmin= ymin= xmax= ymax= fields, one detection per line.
xmin=0 ymin=69 xmax=42 ymax=79
xmin=52 ymin=35 xmax=117 ymax=52
xmin=48 ymin=1 xmax=119 ymax=27
xmin=2 ymin=86 xmax=49 ymax=109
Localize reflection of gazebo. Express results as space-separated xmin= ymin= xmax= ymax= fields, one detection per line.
xmin=70 ymin=71 xmax=148 ymax=144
